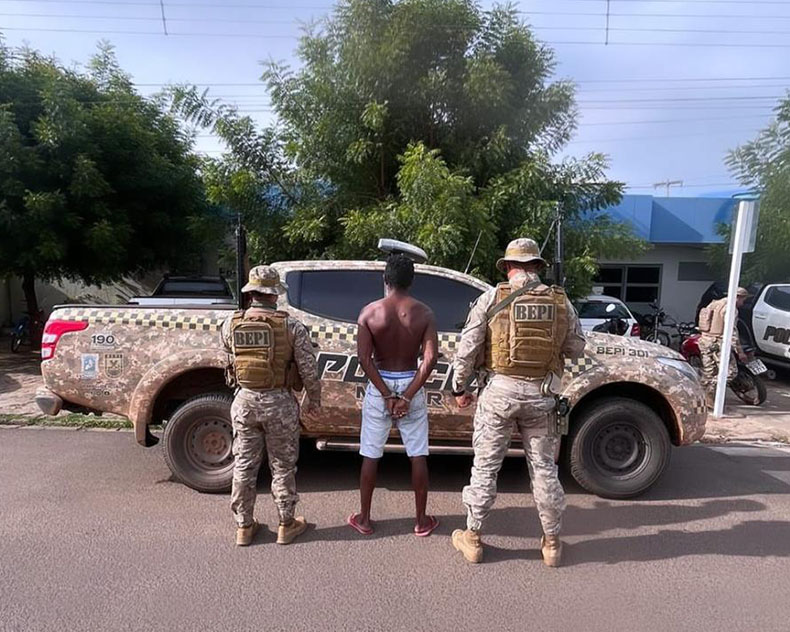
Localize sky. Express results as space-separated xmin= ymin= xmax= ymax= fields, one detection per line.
xmin=1 ymin=0 xmax=789 ymax=197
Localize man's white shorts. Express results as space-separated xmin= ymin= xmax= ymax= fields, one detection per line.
xmin=360 ymin=371 xmax=429 ymax=459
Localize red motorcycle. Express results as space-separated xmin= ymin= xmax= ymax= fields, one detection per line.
xmin=680 ymin=334 xmax=768 ymax=406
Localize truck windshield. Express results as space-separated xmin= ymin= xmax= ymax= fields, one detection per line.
xmin=155 ymin=280 xmax=230 ymax=296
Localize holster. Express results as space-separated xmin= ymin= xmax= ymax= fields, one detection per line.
xmin=224 ymin=356 xmax=238 ymax=389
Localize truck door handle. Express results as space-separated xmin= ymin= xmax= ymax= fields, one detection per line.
xmin=754 ymin=314 xmax=767 ymax=320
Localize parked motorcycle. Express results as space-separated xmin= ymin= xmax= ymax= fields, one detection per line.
xmin=10 ymin=310 xmax=44 ymax=353
xmin=680 ymin=334 xmax=768 ymax=405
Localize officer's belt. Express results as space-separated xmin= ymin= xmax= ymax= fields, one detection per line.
xmin=485 ymin=278 xmax=542 ymax=320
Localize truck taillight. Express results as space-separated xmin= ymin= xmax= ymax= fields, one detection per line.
xmin=41 ymin=320 xmax=89 ymax=360
xmin=630 ymin=322 xmax=641 ymax=337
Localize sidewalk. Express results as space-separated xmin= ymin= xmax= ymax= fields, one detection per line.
xmin=705 ymin=378 xmax=790 ymax=443
xmin=2 ymin=342 xmax=789 ymax=442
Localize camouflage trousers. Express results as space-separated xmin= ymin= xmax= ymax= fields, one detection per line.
xmin=230 ymin=387 xmax=300 ymax=528
xmin=698 ymin=335 xmax=737 ymax=399
xmin=462 ymin=374 xmax=566 ymax=536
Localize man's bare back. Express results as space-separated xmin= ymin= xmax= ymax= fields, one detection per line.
xmin=359 ymin=293 xmax=434 ymax=371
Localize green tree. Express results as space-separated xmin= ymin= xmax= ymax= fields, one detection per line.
xmin=0 ymin=42 xmax=214 ymax=318
xmin=174 ymin=0 xmax=643 ymax=293
xmin=716 ymin=96 xmax=790 ymax=283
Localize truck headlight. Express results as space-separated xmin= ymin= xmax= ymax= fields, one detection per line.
xmin=657 ymin=357 xmax=699 ymax=382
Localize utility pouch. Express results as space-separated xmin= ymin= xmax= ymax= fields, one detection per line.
xmin=224 ymin=356 xmax=238 ymax=389
xmin=555 ymin=396 xmax=570 ymax=436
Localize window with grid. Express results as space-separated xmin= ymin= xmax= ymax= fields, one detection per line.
xmin=595 ymin=265 xmax=661 ymax=304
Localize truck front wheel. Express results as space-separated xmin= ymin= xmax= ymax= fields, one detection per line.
xmin=564 ymin=397 xmax=671 ymax=499
xmin=162 ymin=393 xmax=234 ymax=493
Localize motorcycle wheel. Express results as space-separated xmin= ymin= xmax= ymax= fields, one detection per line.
xmin=10 ymin=333 xmax=22 ymax=353
xmin=646 ymin=329 xmax=671 ymax=346
xmin=731 ymin=368 xmax=767 ymax=406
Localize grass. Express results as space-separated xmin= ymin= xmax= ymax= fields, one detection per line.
xmin=0 ymin=413 xmax=134 ymax=430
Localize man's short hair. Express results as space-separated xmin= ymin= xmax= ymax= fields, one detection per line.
xmin=384 ymin=254 xmax=414 ymax=290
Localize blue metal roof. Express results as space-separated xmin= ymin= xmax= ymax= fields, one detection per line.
xmin=603 ymin=194 xmax=738 ymax=244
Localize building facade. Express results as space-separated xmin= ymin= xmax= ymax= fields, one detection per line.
xmin=596 ymin=194 xmax=736 ymax=323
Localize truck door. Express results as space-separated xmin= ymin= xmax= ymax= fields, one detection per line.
xmin=752 ymin=284 xmax=790 ymax=360
xmin=410 ymin=271 xmax=485 ymax=438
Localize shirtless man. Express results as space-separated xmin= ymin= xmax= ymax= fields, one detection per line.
xmin=347 ymin=254 xmax=440 ymax=537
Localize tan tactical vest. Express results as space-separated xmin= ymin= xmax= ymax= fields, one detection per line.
xmin=698 ymin=297 xmax=727 ymax=337
xmin=485 ymin=282 xmax=568 ymax=378
xmin=230 ymin=309 xmax=294 ymax=390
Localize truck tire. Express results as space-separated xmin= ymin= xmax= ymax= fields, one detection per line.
xmin=565 ymin=397 xmax=671 ymax=499
xmin=162 ymin=393 xmax=234 ymax=493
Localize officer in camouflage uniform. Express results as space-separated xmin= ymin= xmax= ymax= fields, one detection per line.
xmin=221 ymin=266 xmax=321 ymax=546
xmin=450 ymin=238 xmax=585 ymax=567
xmin=697 ymin=287 xmax=750 ymax=407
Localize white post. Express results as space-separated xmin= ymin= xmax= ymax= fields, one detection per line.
xmin=711 ymin=200 xmax=752 ymax=418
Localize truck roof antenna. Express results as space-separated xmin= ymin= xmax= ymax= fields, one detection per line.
xmin=464 ymin=230 xmax=483 ymax=274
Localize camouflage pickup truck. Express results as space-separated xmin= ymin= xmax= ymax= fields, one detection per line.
xmin=36 ymin=259 xmax=707 ymax=499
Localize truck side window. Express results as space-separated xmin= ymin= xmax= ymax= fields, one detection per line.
xmin=764 ymin=287 xmax=790 ymax=312
xmin=285 ymin=268 xmax=483 ymax=331
xmin=411 ymin=273 xmax=483 ymax=332
xmin=289 ymin=270 xmax=384 ymax=322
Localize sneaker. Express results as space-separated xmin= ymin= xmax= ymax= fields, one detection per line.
xmin=235 ymin=520 xmax=260 ymax=547
xmin=277 ymin=516 xmax=308 ymax=545
xmin=452 ymin=529 xmax=483 ymax=564
xmin=541 ymin=535 xmax=562 ymax=567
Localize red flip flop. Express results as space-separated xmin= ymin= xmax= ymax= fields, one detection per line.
xmin=414 ymin=515 xmax=440 ymax=537
xmin=347 ymin=513 xmax=374 ymax=536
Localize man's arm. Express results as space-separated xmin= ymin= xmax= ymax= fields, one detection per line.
xmin=561 ymin=298 xmax=586 ymax=361
xmin=220 ymin=316 xmax=233 ymax=354
xmin=400 ymin=309 xmax=439 ymax=403
xmin=356 ymin=306 xmax=394 ymax=399
xmin=291 ymin=321 xmax=321 ymax=409
xmin=451 ymin=290 xmax=495 ymax=394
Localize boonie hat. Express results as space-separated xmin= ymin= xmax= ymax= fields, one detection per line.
xmin=496 ymin=238 xmax=548 ymax=273
xmin=241 ymin=265 xmax=288 ymax=295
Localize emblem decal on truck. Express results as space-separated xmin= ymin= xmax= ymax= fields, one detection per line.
xmin=81 ymin=354 xmax=99 ymax=379
xmin=104 ymin=353 xmax=124 ymax=378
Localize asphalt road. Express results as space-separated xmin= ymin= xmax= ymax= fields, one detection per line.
xmin=2 ymin=428 xmax=790 ymax=632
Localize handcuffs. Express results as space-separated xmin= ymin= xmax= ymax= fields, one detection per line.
xmin=384 ymin=392 xmax=411 ymax=418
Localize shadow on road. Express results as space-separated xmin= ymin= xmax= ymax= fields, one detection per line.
xmin=0 ymin=374 xmax=22 ymax=395
xmin=0 ymin=347 xmax=42 ymax=377
xmin=564 ymin=520 xmax=790 ymax=565
xmin=287 ymin=442 xmax=790 ymax=501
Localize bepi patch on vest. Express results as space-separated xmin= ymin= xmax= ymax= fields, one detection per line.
xmin=233 ymin=328 xmax=271 ymax=348
xmin=513 ymin=302 xmax=555 ymax=322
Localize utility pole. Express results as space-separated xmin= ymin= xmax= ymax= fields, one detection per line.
xmin=235 ymin=209 xmax=247 ymax=310
xmin=653 ymin=179 xmax=683 ymax=197
xmin=554 ymin=202 xmax=564 ymax=287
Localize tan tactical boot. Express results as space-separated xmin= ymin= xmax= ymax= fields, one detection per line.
xmin=452 ymin=529 xmax=483 ymax=564
xmin=541 ymin=535 xmax=562 ymax=567
xmin=277 ymin=516 xmax=308 ymax=545
xmin=235 ymin=520 xmax=260 ymax=547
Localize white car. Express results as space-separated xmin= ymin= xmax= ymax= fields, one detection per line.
xmin=574 ymin=294 xmax=641 ymax=338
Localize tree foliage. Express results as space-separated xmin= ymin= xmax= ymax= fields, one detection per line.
xmin=173 ymin=0 xmax=643 ymax=295
xmin=0 ymin=42 xmax=214 ymax=312
xmin=716 ymin=96 xmax=790 ymax=283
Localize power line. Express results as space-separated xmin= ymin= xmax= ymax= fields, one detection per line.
xmin=5 ymin=25 xmax=790 ymax=47
xmin=576 ymin=75 xmax=790 ymax=83
xmin=578 ymin=95 xmax=784 ymax=103
xmin=566 ymin=129 xmax=760 ymax=143
xmin=7 ymin=12 xmax=790 ymax=37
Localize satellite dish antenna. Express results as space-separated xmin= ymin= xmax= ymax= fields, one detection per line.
xmin=377 ymin=238 xmax=428 ymax=264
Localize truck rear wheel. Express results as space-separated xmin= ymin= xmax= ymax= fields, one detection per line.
xmin=162 ymin=393 xmax=234 ymax=493
xmin=565 ymin=397 xmax=671 ymax=499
